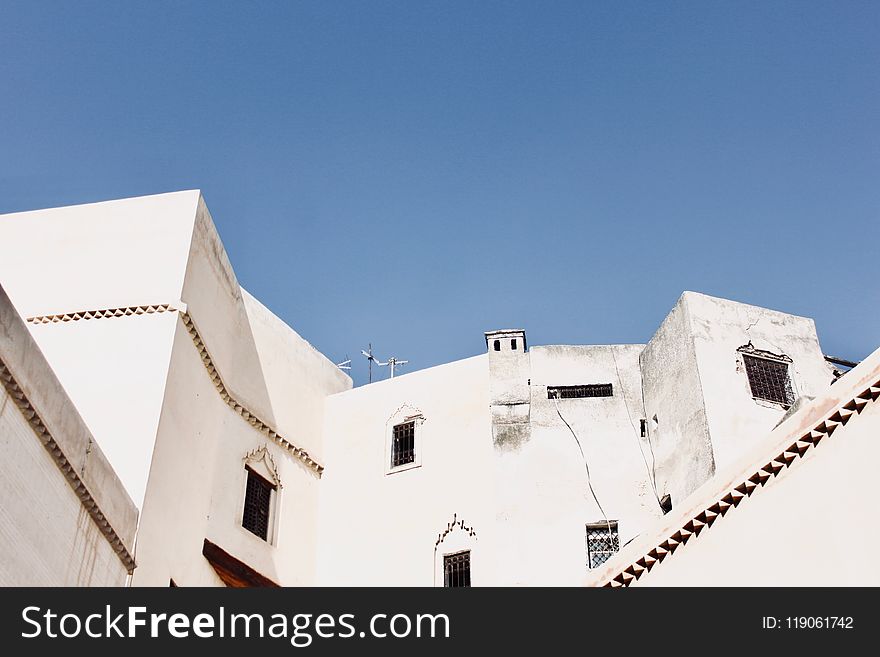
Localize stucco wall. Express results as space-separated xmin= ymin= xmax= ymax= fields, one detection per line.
xmin=641 ymin=293 xmax=715 ymax=506
xmin=2 ymin=191 xmax=351 ymax=587
xmin=0 ymin=191 xmax=200 ymax=508
xmin=242 ymin=289 xmax=351 ymax=462
xmin=0 ymin=385 xmax=127 ymax=585
xmin=132 ymin=307 xmax=346 ymax=586
xmin=1 ymin=191 xmax=860 ymax=588
xmin=317 ymin=355 xmax=494 ymax=586
xmin=632 ymin=371 xmax=880 ymax=586
xmin=0 ymin=285 xmax=136 ymax=586
xmin=0 ymin=190 xmax=197 ymax=318
xmin=25 ymin=314 xmax=177 ymax=507
xmin=179 ymin=197 xmax=279 ymax=432
xmin=318 ymin=342 xmax=670 ymax=586
xmin=686 ymin=292 xmax=836 ymax=474
xmin=488 ymin=345 xmax=660 ymax=584
xmin=132 ymin=210 xmax=350 ymax=587
xmin=0 ymin=386 xmax=128 ymax=585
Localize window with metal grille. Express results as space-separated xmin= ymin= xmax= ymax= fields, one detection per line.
xmin=443 ymin=550 xmax=471 ymax=587
xmin=743 ymin=354 xmax=794 ymax=407
xmin=391 ymin=421 xmax=416 ymax=468
xmin=586 ymin=521 xmax=619 ymax=569
xmin=548 ymin=384 xmax=613 ymax=399
xmin=242 ymin=467 xmax=274 ymax=541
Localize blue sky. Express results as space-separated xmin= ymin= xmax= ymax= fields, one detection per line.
xmin=1 ymin=1 xmax=877 ymax=386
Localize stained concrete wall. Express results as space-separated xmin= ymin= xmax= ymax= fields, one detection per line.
xmin=488 ymin=330 xmax=531 ymax=451
xmin=491 ymin=344 xmax=663 ymax=584
xmin=686 ymin=292 xmax=836 ymax=475
xmin=640 ymin=292 xmax=836 ymax=508
xmin=318 ymin=342 xmax=666 ymax=586
xmin=641 ymin=294 xmax=715 ymax=507
xmin=0 ymin=285 xmax=136 ymax=586
xmin=620 ymin=347 xmax=880 ymax=586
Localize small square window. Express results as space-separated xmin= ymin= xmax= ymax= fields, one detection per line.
xmin=391 ymin=421 xmax=416 ymax=468
xmin=586 ymin=521 xmax=619 ymax=569
xmin=443 ymin=550 xmax=471 ymax=587
xmin=742 ymin=354 xmax=794 ymax=407
xmin=242 ymin=467 xmax=275 ymax=541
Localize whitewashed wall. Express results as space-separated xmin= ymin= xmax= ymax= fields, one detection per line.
xmin=686 ymin=292 xmax=836 ymax=473
xmin=623 ymin=347 xmax=880 ymax=586
xmin=0 ymin=191 xmax=851 ymax=588
xmin=0 ymin=285 xmax=137 ymax=586
xmin=132 ymin=196 xmax=351 ymax=587
xmin=0 ymin=191 xmax=198 ymax=508
xmin=318 ymin=355 xmax=494 ymax=586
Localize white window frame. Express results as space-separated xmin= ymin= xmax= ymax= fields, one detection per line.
xmin=385 ymin=407 xmax=426 ymax=475
xmin=238 ymin=446 xmax=282 ymax=546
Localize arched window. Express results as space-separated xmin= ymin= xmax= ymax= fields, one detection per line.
xmin=240 ymin=446 xmax=282 ymax=544
xmin=434 ymin=514 xmax=478 ymax=587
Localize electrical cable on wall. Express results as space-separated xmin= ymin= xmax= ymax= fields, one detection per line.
xmin=551 ymin=396 xmax=613 ymax=540
xmin=611 ymin=348 xmax=664 ymax=509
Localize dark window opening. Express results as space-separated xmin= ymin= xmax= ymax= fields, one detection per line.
xmin=743 ymin=354 xmax=794 ymax=407
xmin=511 ymin=339 xmax=517 ymax=350
xmin=493 ymin=340 xmax=500 ymax=352
xmin=444 ymin=550 xmax=471 ymax=587
xmin=242 ymin=467 xmax=274 ymax=541
xmin=640 ymin=418 xmax=647 ymax=437
xmin=586 ymin=521 xmax=620 ymax=569
xmin=391 ymin=421 xmax=416 ymax=468
xmin=548 ymin=384 xmax=613 ymax=399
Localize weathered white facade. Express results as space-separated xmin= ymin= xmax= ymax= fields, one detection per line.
xmin=587 ymin=346 xmax=880 ymax=587
xmin=0 ymin=285 xmax=137 ymax=585
xmin=0 ymin=191 xmax=874 ymax=587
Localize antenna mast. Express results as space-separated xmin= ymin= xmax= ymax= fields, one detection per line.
xmin=361 ymin=343 xmax=380 ymax=384
xmin=381 ymin=356 xmax=409 ymax=378
xmin=361 ymin=345 xmax=408 ymax=381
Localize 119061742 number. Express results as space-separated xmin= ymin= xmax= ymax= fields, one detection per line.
xmin=763 ymin=617 xmax=854 ymax=630
xmin=786 ymin=617 xmax=853 ymax=629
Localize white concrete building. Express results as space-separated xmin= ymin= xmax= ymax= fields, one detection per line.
xmin=0 ymin=191 xmax=875 ymax=586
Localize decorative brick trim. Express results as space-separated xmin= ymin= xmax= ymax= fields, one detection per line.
xmin=434 ymin=513 xmax=478 ymax=549
xmin=178 ymin=312 xmax=323 ymax=475
xmin=27 ymin=304 xmax=175 ymax=324
xmin=0 ymin=359 xmax=137 ymax=573
xmin=25 ymin=304 xmax=325 ymax=476
xmin=601 ymin=378 xmax=880 ymax=588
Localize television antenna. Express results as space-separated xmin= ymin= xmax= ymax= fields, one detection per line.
xmin=335 ymin=357 xmax=351 ymax=372
xmin=361 ymin=343 xmax=381 ymax=383
xmin=361 ymin=345 xmax=409 ymax=381
xmin=380 ymin=356 xmax=409 ymax=379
